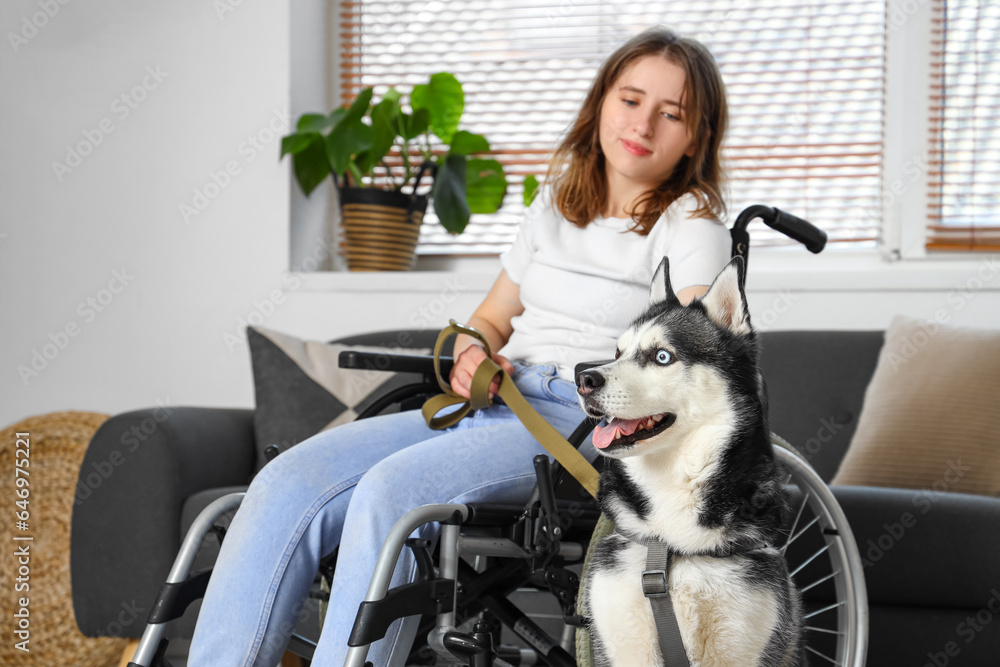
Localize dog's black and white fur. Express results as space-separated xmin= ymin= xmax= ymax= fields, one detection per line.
xmin=577 ymin=257 xmax=804 ymax=666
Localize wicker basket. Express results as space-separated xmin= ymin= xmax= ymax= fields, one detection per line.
xmin=339 ymin=187 xmax=428 ymax=271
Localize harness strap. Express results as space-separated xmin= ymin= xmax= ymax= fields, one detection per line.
xmin=643 ymin=539 xmax=691 ymax=667
xmin=421 ymin=320 xmax=601 ymax=498
xmin=615 ymin=526 xmax=771 ymax=666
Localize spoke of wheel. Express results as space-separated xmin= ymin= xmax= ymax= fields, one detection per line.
xmin=791 ymin=544 xmax=831 ymax=578
xmin=783 ymin=515 xmax=821 ymax=556
xmin=805 ymin=645 xmax=840 ymax=665
xmin=804 ymin=600 xmax=843 ymax=619
xmin=782 ymin=491 xmax=812 ymax=555
xmin=805 ymin=626 xmax=844 ymax=635
xmin=799 ymin=568 xmax=841 ymax=594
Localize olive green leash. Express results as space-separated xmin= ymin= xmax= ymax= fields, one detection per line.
xmin=420 ymin=320 xmax=601 ymax=499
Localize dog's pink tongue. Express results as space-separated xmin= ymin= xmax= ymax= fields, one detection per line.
xmin=593 ymin=417 xmax=643 ymax=449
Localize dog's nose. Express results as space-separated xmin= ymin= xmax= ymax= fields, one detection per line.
xmin=576 ymin=370 xmax=605 ymax=395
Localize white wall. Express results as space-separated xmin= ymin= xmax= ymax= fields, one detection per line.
xmin=0 ymin=0 xmax=293 ymax=426
xmin=2 ymin=1 xmax=999 ymax=428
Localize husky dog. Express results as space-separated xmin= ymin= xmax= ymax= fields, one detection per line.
xmin=576 ymin=257 xmax=804 ymax=667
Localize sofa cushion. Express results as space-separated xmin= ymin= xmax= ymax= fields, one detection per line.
xmin=832 ymin=316 xmax=1000 ymax=495
xmin=247 ymin=326 xmax=431 ymax=471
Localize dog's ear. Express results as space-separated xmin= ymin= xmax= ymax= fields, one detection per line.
xmin=649 ymin=257 xmax=681 ymax=308
xmin=699 ymin=256 xmax=751 ymax=335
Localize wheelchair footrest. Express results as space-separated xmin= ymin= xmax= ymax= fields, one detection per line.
xmin=347 ymin=577 xmax=455 ymax=647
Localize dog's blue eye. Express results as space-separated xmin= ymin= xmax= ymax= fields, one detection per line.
xmin=655 ymin=350 xmax=672 ymax=365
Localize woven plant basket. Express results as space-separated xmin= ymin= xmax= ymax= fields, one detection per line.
xmin=339 ymin=187 xmax=428 ymax=271
xmin=0 ymin=411 xmax=125 ymax=666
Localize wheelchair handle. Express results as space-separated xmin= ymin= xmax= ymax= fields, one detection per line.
xmin=732 ymin=205 xmax=827 ymax=254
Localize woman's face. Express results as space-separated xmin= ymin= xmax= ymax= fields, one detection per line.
xmin=598 ymin=55 xmax=697 ymax=191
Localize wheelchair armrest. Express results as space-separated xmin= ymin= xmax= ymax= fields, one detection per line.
xmin=340 ymin=352 xmax=611 ymax=385
xmin=339 ymin=350 xmax=454 ymax=379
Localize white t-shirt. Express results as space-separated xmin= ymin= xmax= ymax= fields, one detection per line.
xmin=499 ymin=188 xmax=732 ymax=381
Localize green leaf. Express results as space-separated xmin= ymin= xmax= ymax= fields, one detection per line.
xmin=432 ymin=153 xmax=471 ymax=234
xmin=325 ymin=121 xmax=374 ymax=178
xmin=324 ymin=88 xmax=376 ymax=178
xmin=357 ymin=91 xmax=402 ymax=175
xmin=374 ymin=87 xmax=402 ymax=114
xmin=523 ymin=174 xmax=539 ymax=207
xmin=297 ymin=109 xmax=344 ymax=133
xmin=449 ymin=131 xmax=490 ymax=156
xmin=397 ymin=108 xmax=431 ymax=141
xmin=292 ymin=135 xmax=331 ymax=195
xmin=280 ymin=132 xmax=318 ymax=158
xmin=410 ymin=72 xmax=464 ymax=144
xmin=465 ymin=158 xmax=507 ymax=214
xmin=347 ymin=162 xmax=365 ymax=187
xmin=344 ymin=88 xmax=373 ymax=122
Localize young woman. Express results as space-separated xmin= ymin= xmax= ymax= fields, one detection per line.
xmin=189 ymin=26 xmax=731 ymax=667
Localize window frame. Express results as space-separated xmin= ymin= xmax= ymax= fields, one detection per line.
xmin=882 ymin=0 xmax=935 ymax=262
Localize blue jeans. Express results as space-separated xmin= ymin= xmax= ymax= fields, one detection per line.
xmin=188 ymin=363 xmax=589 ymax=667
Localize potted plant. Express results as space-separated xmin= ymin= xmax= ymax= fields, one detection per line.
xmin=281 ymin=73 xmax=507 ymax=271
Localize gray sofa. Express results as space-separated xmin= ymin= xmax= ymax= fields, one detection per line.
xmin=70 ymin=329 xmax=1000 ymax=664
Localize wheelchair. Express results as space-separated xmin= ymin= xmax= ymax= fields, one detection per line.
xmin=127 ymin=205 xmax=868 ymax=667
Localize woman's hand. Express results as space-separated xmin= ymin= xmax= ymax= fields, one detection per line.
xmin=449 ymin=343 xmax=516 ymax=401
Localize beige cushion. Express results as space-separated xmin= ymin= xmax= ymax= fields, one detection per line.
xmin=832 ymin=315 xmax=1000 ymax=496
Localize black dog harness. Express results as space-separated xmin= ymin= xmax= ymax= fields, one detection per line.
xmin=615 ymin=527 xmax=770 ymax=666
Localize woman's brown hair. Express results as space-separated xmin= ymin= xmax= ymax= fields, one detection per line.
xmin=545 ymin=27 xmax=728 ymax=233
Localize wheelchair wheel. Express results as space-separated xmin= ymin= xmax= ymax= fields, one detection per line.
xmin=772 ymin=435 xmax=868 ymax=667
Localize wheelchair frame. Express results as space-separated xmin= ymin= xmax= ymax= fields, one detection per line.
xmin=342 ymin=439 xmax=868 ymax=667
xmin=126 ymin=205 xmax=868 ymax=667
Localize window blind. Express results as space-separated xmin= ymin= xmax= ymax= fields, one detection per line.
xmin=339 ymin=0 xmax=886 ymax=255
xmin=927 ymin=0 xmax=1000 ymax=252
